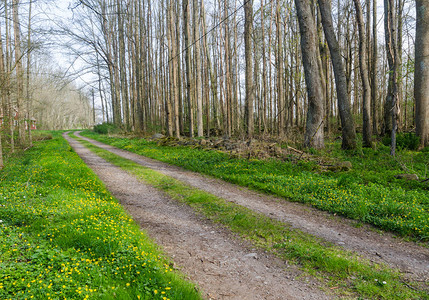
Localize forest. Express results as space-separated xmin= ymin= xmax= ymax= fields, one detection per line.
xmin=1 ymin=1 xmax=429 ymax=298
xmin=0 ymin=0 xmax=428 ymax=169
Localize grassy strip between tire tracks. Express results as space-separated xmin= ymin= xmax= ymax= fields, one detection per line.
xmin=0 ymin=132 xmax=201 ymax=300
xmin=72 ymin=132 xmax=428 ymax=299
xmin=79 ymin=131 xmax=429 ymax=242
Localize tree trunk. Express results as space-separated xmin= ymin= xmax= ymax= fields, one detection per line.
xmin=166 ymin=0 xmax=174 ymax=136
xmin=0 ymin=18 xmax=5 ymax=169
xmin=244 ymin=0 xmax=254 ymax=138
xmin=397 ymin=0 xmax=404 ymax=131
xmin=117 ymin=0 xmax=130 ymax=129
xmin=183 ymin=0 xmax=194 ymax=137
xmin=13 ymin=0 xmax=24 ymax=144
xmin=193 ymin=0 xmax=203 ymax=137
xmin=318 ymin=0 xmax=356 ymax=149
xmin=371 ymin=0 xmax=378 ymax=135
xmin=201 ymin=0 xmax=213 ymax=136
xmin=276 ymin=0 xmax=284 ymax=137
xmin=26 ymin=0 xmax=32 ymax=147
xmin=383 ymin=0 xmax=398 ymax=138
xmin=353 ymin=0 xmax=372 ymax=147
xmin=295 ymin=0 xmax=325 ymax=149
xmin=223 ymin=0 xmax=232 ymax=137
xmin=5 ymin=0 xmax=14 ymax=152
xmin=384 ymin=0 xmax=399 ymax=155
xmin=415 ymin=0 xmax=429 ymax=147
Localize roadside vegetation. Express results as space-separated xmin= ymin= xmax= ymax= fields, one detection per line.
xmin=0 ymin=132 xmax=201 ymax=300
xmin=80 ymin=130 xmax=429 ymax=242
xmin=72 ymin=132 xmax=428 ymax=299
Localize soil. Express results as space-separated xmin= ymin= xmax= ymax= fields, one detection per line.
xmin=67 ymin=132 xmax=429 ymax=298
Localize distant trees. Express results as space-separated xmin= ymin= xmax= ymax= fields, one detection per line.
xmin=0 ymin=0 xmax=94 ymax=167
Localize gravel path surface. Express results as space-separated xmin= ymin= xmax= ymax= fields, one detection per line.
xmin=65 ymin=133 xmax=331 ymax=299
xmin=74 ymin=132 xmax=429 ymax=283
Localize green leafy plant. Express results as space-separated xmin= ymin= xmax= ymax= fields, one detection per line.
xmin=93 ymin=122 xmax=120 ymax=135
xmin=382 ymin=132 xmax=421 ymax=150
xmin=0 ymin=132 xmax=201 ymax=300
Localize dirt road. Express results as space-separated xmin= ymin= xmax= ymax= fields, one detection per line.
xmin=73 ymin=132 xmax=429 ymax=283
xmin=65 ymin=132 xmax=429 ymax=298
xmin=65 ymin=132 xmax=331 ymax=299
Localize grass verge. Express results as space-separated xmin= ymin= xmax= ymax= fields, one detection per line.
xmin=0 ymin=132 xmax=201 ymax=300
xmin=72 ymin=133 xmax=428 ymax=299
xmin=79 ymin=131 xmax=429 ymax=242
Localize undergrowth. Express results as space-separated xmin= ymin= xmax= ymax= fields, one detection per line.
xmin=0 ymin=132 xmax=201 ymax=300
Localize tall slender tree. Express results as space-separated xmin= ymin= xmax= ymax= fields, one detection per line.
xmin=294 ymin=0 xmax=325 ymax=149
xmin=371 ymin=0 xmax=378 ymax=134
xmin=183 ymin=0 xmax=194 ymax=137
xmin=353 ymin=0 xmax=372 ymax=147
xmin=26 ymin=0 xmax=33 ymax=147
xmin=318 ymin=0 xmax=356 ymax=149
xmin=415 ymin=0 xmax=429 ymax=147
xmin=384 ymin=0 xmax=399 ymax=155
xmin=193 ymin=0 xmax=204 ymax=137
xmin=13 ymin=0 xmax=24 ymax=144
xmin=244 ymin=0 xmax=254 ymax=138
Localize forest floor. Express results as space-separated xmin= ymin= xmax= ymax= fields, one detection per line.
xmin=66 ymin=132 xmax=428 ymax=299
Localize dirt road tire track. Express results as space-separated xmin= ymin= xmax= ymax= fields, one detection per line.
xmin=65 ymin=133 xmax=331 ymax=299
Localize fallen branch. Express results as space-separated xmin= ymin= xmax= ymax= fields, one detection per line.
xmin=287 ymin=146 xmax=303 ymax=155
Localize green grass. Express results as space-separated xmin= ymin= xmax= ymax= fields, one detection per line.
xmin=80 ymin=131 xmax=429 ymax=242
xmin=73 ymin=133 xmax=428 ymax=299
xmin=0 ymin=132 xmax=201 ymax=300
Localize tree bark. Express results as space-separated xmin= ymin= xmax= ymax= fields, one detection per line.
xmin=371 ymin=0 xmax=378 ymax=135
xmin=26 ymin=0 xmax=33 ymax=147
xmin=353 ymin=0 xmax=372 ymax=147
xmin=384 ymin=0 xmax=399 ymax=155
xmin=318 ymin=0 xmax=356 ymax=149
xmin=415 ymin=0 xmax=429 ymax=147
xmin=295 ymin=0 xmax=325 ymax=149
xmin=276 ymin=0 xmax=284 ymax=137
xmin=166 ymin=0 xmax=174 ymax=136
xmin=193 ymin=0 xmax=203 ymax=137
xmin=183 ymin=0 xmax=194 ymax=137
xmin=0 ymin=17 xmax=5 ymax=169
xmin=116 ymin=0 xmax=130 ymax=129
xmin=13 ymin=0 xmax=24 ymax=144
xmin=244 ymin=0 xmax=254 ymax=138
xmin=5 ymin=0 xmax=14 ymax=152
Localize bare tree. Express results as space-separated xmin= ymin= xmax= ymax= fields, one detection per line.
xmin=13 ymin=0 xmax=24 ymax=144
xmin=318 ymin=0 xmax=357 ymax=149
xmin=26 ymin=0 xmax=33 ymax=147
xmin=353 ymin=0 xmax=372 ymax=147
xmin=244 ymin=0 xmax=254 ymax=138
xmin=193 ymin=0 xmax=203 ymax=137
xmin=294 ymin=0 xmax=325 ymax=149
xmin=384 ymin=0 xmax=399 ymax=155
xmin=371 ymin=0 xmax=378 ymax=134
xmin=183 ymin=0 xmax=194 ymax=137
xmin=415 ymin=0 xmax=429 ymax=147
